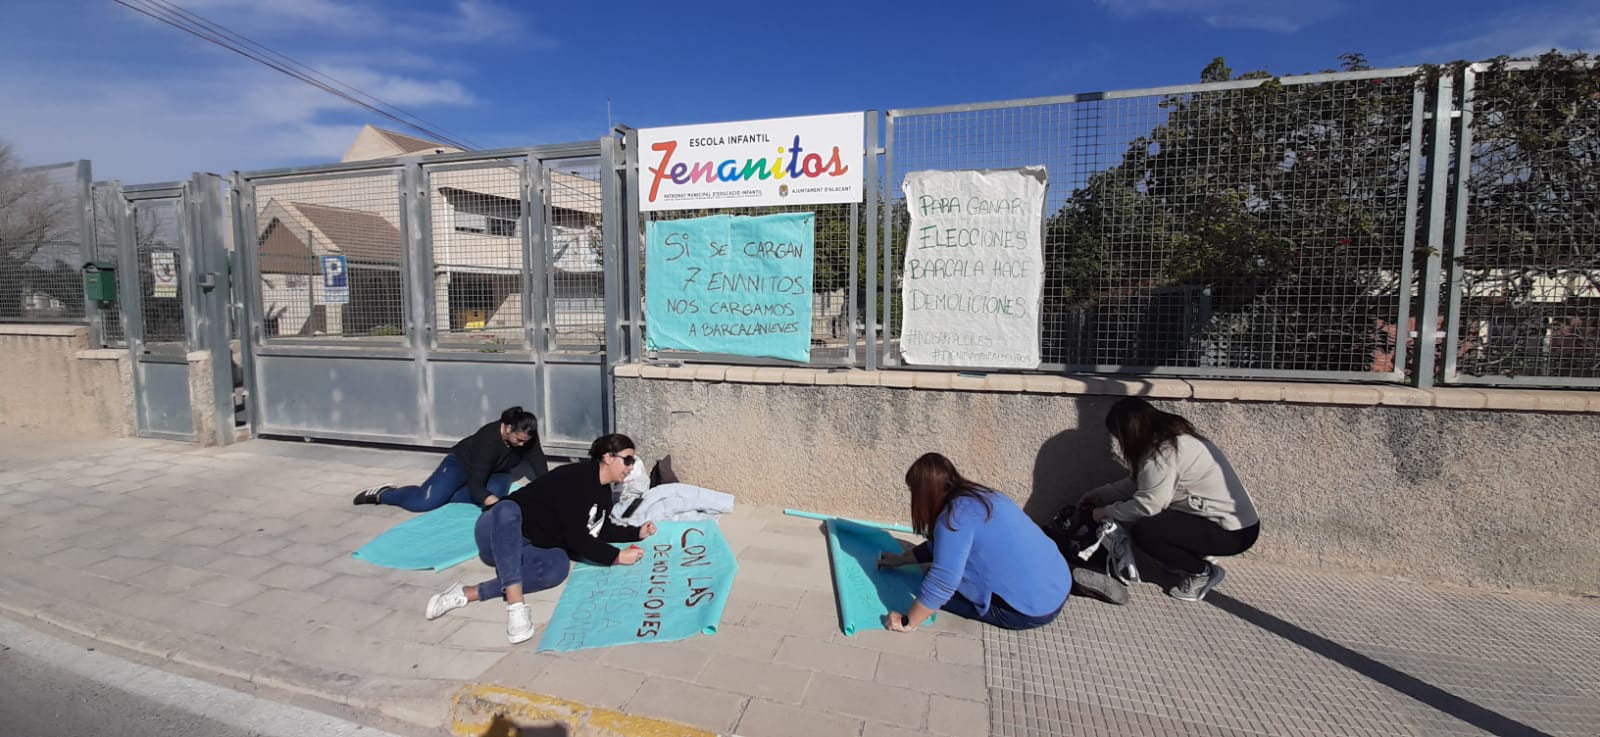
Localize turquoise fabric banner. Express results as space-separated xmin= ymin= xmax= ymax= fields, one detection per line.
xmin=538 ymin=521 xmax=738 ymax=652
xmin=644 ymin=213 xmax=815 ymax=363
xmin=351 ymin=503 xmax=480 ymax=572
xmin=825 ymin=518 xmax=935 ymax=636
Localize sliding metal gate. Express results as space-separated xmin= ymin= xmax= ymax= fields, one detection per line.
xmin=233 ymin=140 xmax=622 ymax=456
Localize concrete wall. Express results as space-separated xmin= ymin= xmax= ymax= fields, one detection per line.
xmin=615 ymin=365 xmax=1600 ymax=596
xmin=0 ymin=325 xmax=133 ymax=436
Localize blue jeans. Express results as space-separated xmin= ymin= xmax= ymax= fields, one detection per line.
xmin=472 ymin=502 xmax=570 ymax=601
xmin=381 ymin=454 xmax=512 ymax=512
xmin=942 ymin=592 xmax=1063 ymax=631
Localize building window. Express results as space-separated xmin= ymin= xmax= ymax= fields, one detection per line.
xmin=452 ymin=199 xmax=519 ymax=238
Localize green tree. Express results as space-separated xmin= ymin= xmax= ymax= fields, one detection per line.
xmin=0 ymin=142 xmax=77 ymax=318
xmin=1043 ymin=54 xmax=1419 ymax=371
xmin=1453 ymin=51 xmax=1600 ymax=378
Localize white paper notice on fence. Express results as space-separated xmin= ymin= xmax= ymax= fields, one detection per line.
xmin=899 ymin=168 xmax=1046 ymax=369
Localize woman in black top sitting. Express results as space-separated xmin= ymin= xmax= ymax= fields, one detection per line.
xmin=352 ymin=406 xmax=549 ymax=511
xmin=423 ymin=433 xmax=656 ymax=644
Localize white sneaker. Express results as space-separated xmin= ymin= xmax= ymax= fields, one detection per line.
xmin=425 ymin=582 xmax=468 ymax=620
xmin=506 ymin=602 xmax=535 ymax=644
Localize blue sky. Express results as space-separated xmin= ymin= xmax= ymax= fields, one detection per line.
xmin=1 ymin=0 xmax=1596 ymax=182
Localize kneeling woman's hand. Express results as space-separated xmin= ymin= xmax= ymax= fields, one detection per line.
xmin=885 ymin=611 xmax=916 ymax=632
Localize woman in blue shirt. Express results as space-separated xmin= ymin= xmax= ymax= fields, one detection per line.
xmin=881 ymin=453 xmax=1072 ymax=632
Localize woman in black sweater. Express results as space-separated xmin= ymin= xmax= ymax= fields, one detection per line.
xmin=423 ymin=433 xmax=656 ymax=644
xmin=352 ymin=406 xmax=549 ymax=512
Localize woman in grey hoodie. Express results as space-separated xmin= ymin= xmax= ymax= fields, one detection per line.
xmin=1081 ymin=397 xmax=1261 ymax=602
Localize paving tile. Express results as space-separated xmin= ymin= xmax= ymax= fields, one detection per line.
xmin=723 ymin=579 xmax=807 ymax=610
xmin=934 ymin=634 xmax=985 ymax=667
xmin=697 ymin=654 xmax=814 ymax=704
xmin=442 ymin=619 xmax=517 ymax=650
xmin=40 ymin=546 xmax=116 ymax=571
xmin=875 ymin=653 xmax=986 ymax=701
xmin=187 ymin=576 xmax=269 ymax=607
xmin=736 ymin=698 xmax=866 ymax=737
xmin=527 ymin=659 xmax=648 ymax=710
xmin=171 ymin=526 xmax=241 ymax=547
xmin=927 ymin=695 xmax=988 ymax=737
xmin=127 ymin=565 xmax=219 ymax=594
xmin=744 ymin=604 xmax=847 ymax=641
xmin=623 ymin=678 xmax=749 ymax=735
xmin=255 ymin=563 xmax=335 ymax=591
xmin=679 ymin=624 xmax=785 ymax=661
xmin=803 ymin=673 xmax=928 ymax=727
xmin=236 ymin=588 xmax=330 ymax=618
xmin=83 ymin=555 xmax=164 ymax=581
xmin=773 ymin=636 xmax=880 ymax=680
xmin=309 ymin=573 xmax=404 ymax=603
xmin=859 ymin=722 xmax=924 ymax=737
xmin=202 ymin=554 xmax=282 ymax=579
xmin=599 ymin=638 xmax=710 ymax=681
xmin=830 ymin=627 xmax=940 ymax=659
xmin=230 ymin=535 xmax=293 ymax=558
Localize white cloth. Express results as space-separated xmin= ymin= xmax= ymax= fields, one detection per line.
xmin=610 ymin=482 xmax=735 ymax=525
xmin=1076 ymin=520 xmax=1141 ymax=584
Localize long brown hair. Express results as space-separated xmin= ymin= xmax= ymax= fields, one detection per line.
xmin=905 ymin=452 xmax=993 ymax=538
xmin=1104 ymin=397 xmax=1204 ymax=476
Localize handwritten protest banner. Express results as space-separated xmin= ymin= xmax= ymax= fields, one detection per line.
xmin=900 ymin=168 xmax=1047 ymax=369
xmin=645 ymin=213 xmax=815 ymax=363
xmin=537 ymin=521 xmax=737 ymax=653
xmin=825 ymin=518 xmax=933 ymax=636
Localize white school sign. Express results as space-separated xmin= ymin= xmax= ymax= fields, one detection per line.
xmin=637 ymin=112 xmax=864 ymax=212
xmin=899 ymin=168 xmax=1047 ymax=369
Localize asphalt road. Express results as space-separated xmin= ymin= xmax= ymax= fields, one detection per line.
xmin=0 ymin=616 xmax=418 ymax=737
xmin=0 ymin=642 xmax=263 ymax=737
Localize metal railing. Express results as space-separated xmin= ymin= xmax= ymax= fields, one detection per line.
xmin=1442 ymin=59 xmax=1600 ymax=387
xmin=1 ymin=160 xmax=93 ymax=326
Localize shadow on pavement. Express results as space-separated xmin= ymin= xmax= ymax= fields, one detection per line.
xmin=1206 ymin=591 xmax=1555 ymax=737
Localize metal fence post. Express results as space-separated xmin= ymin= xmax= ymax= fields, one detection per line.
xmin=864 ymin=112 xmax=879 ymax=371
xmin=72 ymin=160 xmax=102 ymax=345
xmin=880 ymin=112 xmax=896 ymax=369
xmin=1441 ymin=67 xmax=1477 ymax=385
xmin=600 ymin=134 xmax=623 ymax=432
xmin=1415 ymin=73 xmax=1455 ymax=388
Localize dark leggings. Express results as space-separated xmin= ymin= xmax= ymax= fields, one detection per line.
xmin=1131 ymin=511 xmax=1260 ymax=576
xmin=941 ymin=592 xmax=1063 ymax=631
xmin=380 ymin=454 xmax=512 ymax=512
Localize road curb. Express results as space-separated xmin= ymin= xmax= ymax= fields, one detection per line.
xmin=451 ymin=683 xmax=724 ymax=737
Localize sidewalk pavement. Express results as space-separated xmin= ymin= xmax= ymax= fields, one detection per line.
xmin=0 ymin=433 xmax=1596 ymax=737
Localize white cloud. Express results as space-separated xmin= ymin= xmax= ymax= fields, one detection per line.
xmin=173 ymin=0 xmax=538 ymax=45
xmin=0 ymin=62 xmax=472 ymax=182
xmin=1093 ymin=0 xmax=1344 ymax=33
xmin=1409 ymin=5 xmax=1600 ymax=63
xmin=0 ymin=0 xmax=535 ymax=181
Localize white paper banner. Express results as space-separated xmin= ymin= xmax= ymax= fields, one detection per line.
xmin=638 ymin=112 xmax=864 ymax=212
xmin=899 ymin=168 xmax=1047 ymax=369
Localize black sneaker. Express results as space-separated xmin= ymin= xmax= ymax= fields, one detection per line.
xmin=353 ymin=484 xmax=394 ymax=505
xmin=1071 ymin=566 xmax=1131 ymax=605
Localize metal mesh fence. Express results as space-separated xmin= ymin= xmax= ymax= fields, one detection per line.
xmin=887 ymin=71 xmax=1421 ymax=377
xmin=1 ymin=162 xmax=87 ymax=322
xmin=545 ymin=158 xmax=608 ymax=350
xmin=427 ymin=159 xmax=527 ymax=350
xmin=131 ymin=199 xmax=186 ymax=353
xmin=1448 ymin=62 xmax=1600 ymax=383
xmin=641 ymin=200 xmax=861 ymax=365
xmin=251 ymin=172 xmax=407 ymax=343
xmin=92 ymin=183 xmax=126 ymax=345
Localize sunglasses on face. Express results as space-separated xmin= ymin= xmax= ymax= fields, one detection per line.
xmin=615 ymin=453 xmax=637 ymax=466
